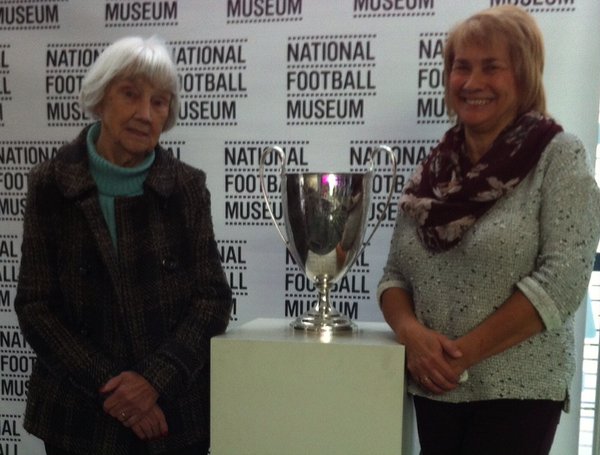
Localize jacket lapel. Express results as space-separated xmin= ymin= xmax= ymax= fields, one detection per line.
xmin=53 ymin=127 xmax=121 ymax=292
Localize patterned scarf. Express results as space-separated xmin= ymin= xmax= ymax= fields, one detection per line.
xmin=399 ymin=111 xmax=563 ymax=252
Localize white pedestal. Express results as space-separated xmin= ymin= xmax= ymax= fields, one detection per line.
xmin=211 ymin=318 xmax=408 ymax=455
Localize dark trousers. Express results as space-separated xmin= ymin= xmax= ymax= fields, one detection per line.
xmin=45 ymin=440 xmax=209 ymax=455
xmin=413 ymin=396 xmax=562 ymax=455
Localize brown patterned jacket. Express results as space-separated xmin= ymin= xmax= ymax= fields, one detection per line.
xmin=15 ymin=126 xmax=232 ymax=454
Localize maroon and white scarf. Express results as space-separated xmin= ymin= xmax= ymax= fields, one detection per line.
xmin=399 ymin=111 xmax=563 ymax=252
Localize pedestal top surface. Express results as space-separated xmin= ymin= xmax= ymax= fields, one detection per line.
xmin=215 ymin=318 xmax=401 ymax=347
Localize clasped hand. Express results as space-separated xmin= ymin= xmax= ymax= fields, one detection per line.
xmin=100 ymin=371 xmax=168 ymax=440
xmin=403 ymin=322 xmax=468 ymax=395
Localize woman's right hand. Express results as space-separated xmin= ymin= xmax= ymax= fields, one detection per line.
xmin=402 ymin=320 xmax=463 ymax=394
xmin=381 ymin=288 xmax=464 ymax=394
xmin=100 ymin=371 xmax=169 ymax=439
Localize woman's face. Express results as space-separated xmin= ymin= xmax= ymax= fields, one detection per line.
xmin=96 ymin=75 xmax=171 ymax=167
xmin=448 ymin=39 xmax=519 ymax=143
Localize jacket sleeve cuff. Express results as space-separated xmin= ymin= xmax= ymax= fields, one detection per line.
xmin=134 ymin=346 xmax=202 ymax=401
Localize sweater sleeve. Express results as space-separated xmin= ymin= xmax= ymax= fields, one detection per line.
xmin=516 ymin=134 xmax=600 ymax=330
xmin=376 ymin=214 xmax=414 ymax=304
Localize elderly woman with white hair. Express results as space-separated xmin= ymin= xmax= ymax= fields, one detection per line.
xmin=15 ymin=36 xmax=232 ymax=455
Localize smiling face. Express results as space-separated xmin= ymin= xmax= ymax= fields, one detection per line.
xmin=95 ymin=76 xmax=172 ymax=167
xmin=448 ymin=39 xmax=520 ymax=149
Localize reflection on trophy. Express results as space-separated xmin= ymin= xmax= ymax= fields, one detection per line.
xmin=259 ymin=145 xmax=397 ymax=333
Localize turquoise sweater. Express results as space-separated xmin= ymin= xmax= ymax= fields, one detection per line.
xmin=86 ymin=123 xmax=155 ymax=248
xmin=378 ymin=132 xmax=600 ymax=404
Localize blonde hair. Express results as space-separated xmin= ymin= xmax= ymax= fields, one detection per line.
xmin=443 ymin=5 xmax=546 ymax=119
xmin=80 ymin=35 xmax=179 ymax=131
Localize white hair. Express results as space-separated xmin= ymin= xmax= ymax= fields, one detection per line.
xmin=80 ymin=35 xmax=179 ymax=131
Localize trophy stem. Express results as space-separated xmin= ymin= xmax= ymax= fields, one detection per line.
xmin=291 ymin=276 xmax=356 ymax=333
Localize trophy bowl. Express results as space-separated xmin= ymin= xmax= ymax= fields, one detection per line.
xmin=259 ymin=145 xmax=397 ymax=333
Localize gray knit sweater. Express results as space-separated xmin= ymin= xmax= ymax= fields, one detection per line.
xmin=377 ymin=132 xmax=600 ymax=404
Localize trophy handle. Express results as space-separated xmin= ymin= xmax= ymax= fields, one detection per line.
xmin=360 ymin=144 xmax=397 ymax=250
xmin=259 ymin=146 xmax=289 ymax=246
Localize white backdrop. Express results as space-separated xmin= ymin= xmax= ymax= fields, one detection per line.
xmin=0 ymin=1 xmax=599 ymax=454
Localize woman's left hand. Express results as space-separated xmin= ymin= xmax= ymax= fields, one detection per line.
xmin=100 ymin=371 xmax=160 ymax=426
xmin=130 ymin=404 xmax=169 ymax=440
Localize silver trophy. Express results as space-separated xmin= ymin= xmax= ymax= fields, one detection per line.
xmin=259 ymin=145 xmax=397 ymax=333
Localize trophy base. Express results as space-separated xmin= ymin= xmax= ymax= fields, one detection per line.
xmin=291 ymin=311 xmax=356 ymax=333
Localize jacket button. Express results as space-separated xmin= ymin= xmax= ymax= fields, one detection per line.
xmin=161 ymin=258 xmax=178 ymax=271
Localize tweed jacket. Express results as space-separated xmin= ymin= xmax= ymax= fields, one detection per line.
xmin=15 ymin=126 xmax=232 ymax=454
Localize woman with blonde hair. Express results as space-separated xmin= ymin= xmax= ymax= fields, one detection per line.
xmin=378 ymin=6 xmax=600 ymax=454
